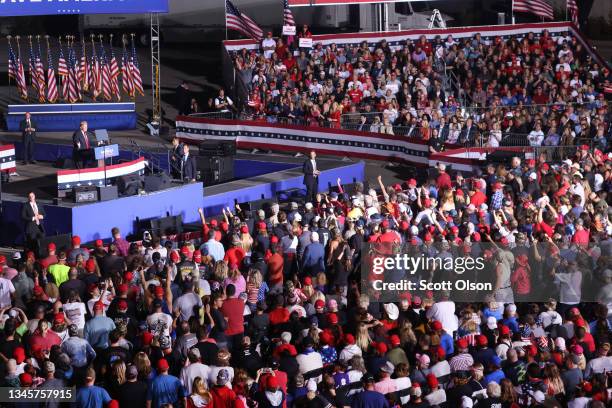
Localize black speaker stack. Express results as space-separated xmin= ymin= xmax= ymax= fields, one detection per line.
xmin=196 ymin=140 xmax=235 ymax=185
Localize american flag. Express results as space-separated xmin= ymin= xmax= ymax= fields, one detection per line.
xmin=36 ymin=40 xmax=46 ymax=103
xmin=513 ymin=0 xmax=554 ymax=20
xmin=79 ymin=42 xmax=89 ymax=92
xmin=109 ymin=44 xmax=121 ymax=100
xmin=68 ymin=47 xmax=80 ymax=103
xmin=90 ymin=43 xmax=101 ymax=99
xmin=7 ymin=42 xmax=17 ymax=81
xmin=57 ymin=42 xmax=69 ymax=77
xmin=99 ymin=45 xmax=112 ymax=101
xmin=15 ymin=49 xmax=28 ymax=100
xmin=28 ymin=46 xmax=39 ymax=96
xmin=567 ymin=0 xmax=579 ymax=28
xmin=121 ymin=46 xmax=134 ymax=97
xmin=46 ymin=47 xmax=58 ymax=103
xmin=283 ymin=0 xmax=295 ymax=27
xmin=225 ymin=0 xmax=264 ymax=41
xmin=129 ymin=38 xmax=144 ymax=96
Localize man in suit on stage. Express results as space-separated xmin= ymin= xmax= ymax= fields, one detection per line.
xmin=181 ymin=144 xmax=197 ymax=183
xmin=302 ymin=150 xmax=320 ymax=203
xmin=21 ymin=192 xmax=45 ymax=250
xmin=170 ymin=136 xmax=185 ymax=179
xmin=19 ymin=112 xmax=37 ymax=165
xmin=72 ymin=121 xmax=94 ymax=169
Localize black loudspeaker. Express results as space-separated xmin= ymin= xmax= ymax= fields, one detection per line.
xmin=73 ymin=186 xmax=98 ymax=203
xmin=37 ymin=234 xmax=72 ymax=258
xmin=136 ymin=214 xmax=183 ymax=237
xmin=199 ymin=140 xmax=236 ymax=157
xmin=98 ymin=185 xmax=118 ymax=201
xmin=144 ymin=173 xmax=171 ymax=192
xmin=116 ymin=174 xmax=143 ymax=196
xmin=196 ymin=156 xmax=234 ymax=185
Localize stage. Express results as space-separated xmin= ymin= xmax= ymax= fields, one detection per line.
xmin=0 ymin=132 xmax=365 ymax=245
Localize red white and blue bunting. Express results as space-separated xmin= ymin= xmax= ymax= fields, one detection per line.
xmin=0 ymin=145 xmax=17 ymax=174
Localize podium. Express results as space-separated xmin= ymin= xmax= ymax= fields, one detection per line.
xmin=93 ymin=144 xmax=119 ymax=185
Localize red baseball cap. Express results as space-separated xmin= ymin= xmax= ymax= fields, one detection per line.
xmin=47 ymin=242 xmax=56 ymax=251
xmin=193 ymin=249 xmax=202 ymax=263
xmin=118 ymin=299 xmax=128 ymax=311
xmin=303 ymin=277 xmax=312 ymax=285
xmin=13 ymin=347 xmax=25 ymax=364
xmin=500 ymin=325 xmax=511 ymax=335
xmin=210 ymin=219 xmax=218 ymax=227
xmin=457 ymin=338 xmax=469 ymax=349
xmin=170 ymin=250 xmax=180 ymax=263
xmin=426 ymin=373 xmax=439 ymax=389
xmin=270 ymin=235 xmax=279 ymax=244
xmin=314 ymin=299 xmax=325 ymax=309
xmin=0 ymin=255 xmax=6 ymax=265
xmin=95 ymin=239 xmax=103 ymax=248
xmin=240 ymin=225 xmax=249 ymax=234
xmin=142 ymin=331 xmax=154 ymax=346
xmin=390 ymin=335 xmax=401 ymax=346
xmin=33 ymin=285 xmax=44 ymax=296
xmin=476 ymin=335 xmax=488 ymax=346
xmin=266 ymin=375 xmax=279 ymax=389
xmin=180 ymin=246 xmax=190 ymax=255
xmin=124 ymin=272 xmax=134 ymax=282
xmin=93 ymin=301 xmax=105 ymax=311
xmin=85 ymin=258 xmax=96 ymax=272
xmin=431 ymin=321 xmax=443 ymax=331
xmin=327 ymin=313 xmax=338 ymax=325
xmin=71 ymin=236 xmax=81 ymax=246
xmin=157 ymin=358 xmax=169 ymax=371
xmin=19 ymin=373 xmax=33 ymax=386
xmin=54 ymin=313 xmax=65 ymax=323
xmin=257 ymin=222 xmax=267 ymax=231
xmin=381 ymin=220 xmax=390 ymax=229
xmin=155 ymin=286 xmax=164 ymax=297
xmin=376 ymin=342 xmax=388 ymax=354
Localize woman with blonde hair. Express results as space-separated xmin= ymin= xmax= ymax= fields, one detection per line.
xmin=133 ymin=351 xmax=153 ymax=382
xmin=224 ymin=263 xmax=246 ymax=296
xmin=355 ymin=322 xmax=372 ymax=352
xmin=438 ymin=188 xmax=455 ymax=212
xmin=107 ymin=360 xmax=126 ymax=400
xmin=245 ymin=268 xmax=268 ymax=310
xmin=239 ymin=225 xmax=253 ymax=256
xmin=187 ymin=376 xmax=213 ymax=408
xmin=213 ymin=261 xmax=229 ymax=283
xmin=543 ymin=363 xmax=565 ymax=398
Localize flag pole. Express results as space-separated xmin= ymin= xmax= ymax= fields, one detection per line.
xmin=565 ymin=0 xmax=568 ymax=22
xmin=511 ymin=0 xmax=515 ymax=24
xmin=7 ymin=36 xmax=12 ymax=89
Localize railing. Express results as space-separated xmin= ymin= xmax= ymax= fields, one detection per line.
xmin=188 ymin=111 xmax=236 ymax=120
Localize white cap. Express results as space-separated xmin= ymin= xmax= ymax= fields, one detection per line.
xmin=438 ymin=163 xmax=446 ymax=171
xmin=487 ymin=316 xmax=497 ymax=330
xmin=505 ymin=304 xmax=517 ymax=314
xmin=529 ymin=172 xmax=537 ymax=180
xmin=305 ymin=202 xmax=314 ymax=210
xmin=281 ymin=331 xmax=292 ymax=343
xmin=293 ymin=213 xmax=302 ymax=222
xmin=383 ymin=303 xmax=399 ymax=320
xmin=311 ymin=231 xmax=319 ymax=242
xmin=461 ymin=396 xmax=474 ymax=408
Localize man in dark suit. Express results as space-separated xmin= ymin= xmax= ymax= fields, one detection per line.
xmin=459 ymin=118 xmax=476 ymax=145
xmin=169 ymin=136 xmax=184 ymax=179
xmin=302 ymin=150 xmax=320 ymax=203
xmin=21 ymin=191 xmax=45 ymax=249
xmin=72 ymin=121 xmax=94 ymax=169
xmin=19 ymin=112 xmax=37 ymax=165
xmin=181 ymin=144 xmax=197 ymax=183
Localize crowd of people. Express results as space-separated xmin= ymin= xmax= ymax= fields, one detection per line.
xmin=228 ymin=28 xmax=610 ymax=150
xmin=1 ymin=143 xmax=612 ymax=407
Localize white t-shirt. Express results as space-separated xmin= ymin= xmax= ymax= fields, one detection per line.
xmin=426 ymin=301 xmax=458 ymax=335
xmin=262 ymin=38 xmax=276 ymax=59
xmin=0 ymin=278 xmax=15 ymax=308
xmin=147 ymin=311 xmax=173 ymax=339
xmin=64 ymin=302 xmax=87 ymax=329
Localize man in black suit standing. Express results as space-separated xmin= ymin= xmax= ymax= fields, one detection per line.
xmin=72 ymin=121 xmax=94 ymax=169
xmin=21 ymin=191 xmax=45 ymax=249
xmin=169 ymin=136 xmax=184 ymax=179
xmin=181 ymin=144 xmax=197 ymax=183
xmin=302 ymin=150 xmax=320 ymax=203
xmin=19 ymin=112 xmax=37 ymax=165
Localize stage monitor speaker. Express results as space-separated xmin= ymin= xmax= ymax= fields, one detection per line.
xmin=116 ymin=174 xmax=143 ymax=196
xmin=98 ymin=185 xmax=118 ymax=201
xmin=198 ymin=140 xmax=236 ymax=157
xmin=73 ymin=186 xmax=98 ymax=203
xmin=196 ymin=156 xmax=234 ymax=185
xmin=37 ymin=234 xmax=72 ymax=258
xmin=137 ymin=214 xmax=183 ymax=237
xmin=144 ymin=173 xmax=171 ymax=192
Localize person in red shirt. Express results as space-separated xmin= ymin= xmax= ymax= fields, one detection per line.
xmin=436 ymin=163 xmax=452 ymax=190
xmin=571 ymin=219 xmax=589 ymax=246
xmin=267 ymin=245 xmax=284 ymax=291
xmin=220 ymin=284 xmax=245 ymax=351
xmin=29 ymin=319 xmax=61 ymax=362
xmin=347 ymin=84 xmax=363 ymax=104
xmin=268 ymin=295 xmax=290 ymax=328
xmin=469 ymin=181 xmax=487 ymax=208
xmin=38 ymin=242 xmax=58 ymax=271
xmin=211 ymin=368 xmax=244 ymax=408
xmin=224 ymin=239 xmax=246 ymax=268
